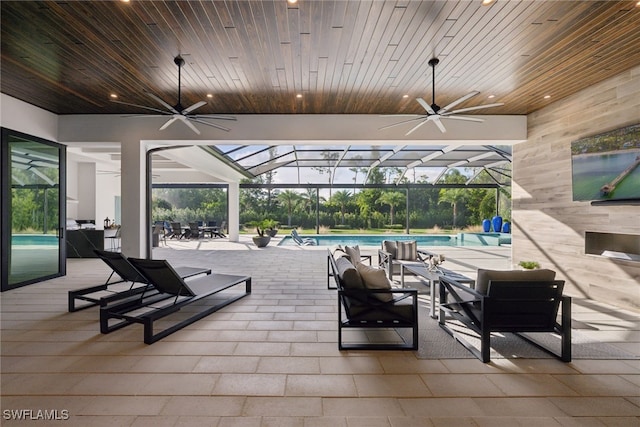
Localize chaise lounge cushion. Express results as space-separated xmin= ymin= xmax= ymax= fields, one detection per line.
xmin=475 ymin=268 xmax=557 ymax=295
xmin=356 ymin=262 xmax=393 ymax=302
xmin=335 ymin=256 xmax=364 ymax=290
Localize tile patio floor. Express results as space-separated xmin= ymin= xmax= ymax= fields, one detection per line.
xmin=1 ymin=236 xmax=638 ymax=426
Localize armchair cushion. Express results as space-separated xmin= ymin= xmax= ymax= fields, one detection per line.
xmin=344 ymin=245 xmax=361 ymax=264
xmin=396 ymin=241 xmax=418 ymax=260
xmin=475 ymin=268 xmax=556 ymax=295
xmin=382 ymin=240 xmax=397 ymax=258
xmin=356 ymin=262 xmax=393 ymax=302
xmin=335 ymin=257 xmax=364 ymax=290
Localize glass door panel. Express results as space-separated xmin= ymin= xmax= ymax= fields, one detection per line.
xmin=1 ymin=128 xmax=65 ymax=290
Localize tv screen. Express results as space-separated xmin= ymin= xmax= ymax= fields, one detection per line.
xmin=571 ymin=123 xmax=640 ymax=202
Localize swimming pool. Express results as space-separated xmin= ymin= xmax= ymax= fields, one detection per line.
xmin=278 ymin=233 xmax=510 ymax=247
xmin=11 ymin=234 xmax=59 ymax=247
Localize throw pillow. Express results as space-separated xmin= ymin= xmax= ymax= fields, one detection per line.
xmin=396 ymin=241 xmax=417 ymax=260
xmin=356 ymin=262 xmax=393 ymax=302
xmin=475 ymin=268 xmax=557 ymax=295
xmin=344 ymin=245 xmax=361 ymax=263
xmin=335 ymin=256 xmax=364 ymax=290
xmin=382 ymin=240 xmax=397 ymax=259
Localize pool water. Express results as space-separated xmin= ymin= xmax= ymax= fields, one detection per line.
xmin=278 ymin=233 xmax=510 ymax=247
xmin=12 ymin=234 xmax=59 ymax=247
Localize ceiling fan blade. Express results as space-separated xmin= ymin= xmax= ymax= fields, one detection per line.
xmin=432 ymin=116 xmax=447 ymax=133
xmin=145 ymin=91 xmax=179 ymax=114
xmin=440 ymin=115 xmax=484 ymax=123
xmin=439 ymin=91 xmax=479 ymax=114
xmin=176 ymin=115 xmax=201 ymax=134
xmin=192 ymin=114 xmax=238 ymax=121
xmin=405 ymin=118 xmax=433 ymax=135
xmin=159 ymin=116 xmax=179 ymax=131
xmin=378 ymin=116 xmax=426 ymax=131
xmin=182 ymin=101 xmax=207 ymax=114
xmin=445 ymin=102 xmax=504 ymax=115
xmin=416 ymin=97 xmax=436 ymax=115
xmin=189 ymin=117 xmax=232 ymax=132
xmin=110 ymin=99 xmax=171 ymax=115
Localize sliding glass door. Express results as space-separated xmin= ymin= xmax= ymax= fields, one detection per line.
xmin=1 ymin=128 xmax=66 ymax=291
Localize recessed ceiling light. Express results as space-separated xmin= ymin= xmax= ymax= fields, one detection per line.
xmin=288 ymin=0 xmax=298 ymax=4
xmin=488 ymin=94 xmax=495 ymax=99
xmin=637 ymin=1 xmax=640 ymax=7
xmin=206 ymin=94 xmax=213 ymax=98
xmin=120 ymin=0 xmax=130 ymax=3
xmin=110 ymin=93 xmax=118 ymax=99
xmin=481 ymin=0 xmax=496 ymax=6
xmin=544 ymin=95 xmax=551 ymax=99
xmin=403 ymin=94 xmax=409 ymax=98
xmin=296 ymin=93 xmax=303 ymax=99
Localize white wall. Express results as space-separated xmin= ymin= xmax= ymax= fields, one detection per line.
xmin=0 ymin=94 xmax=58 ymax=141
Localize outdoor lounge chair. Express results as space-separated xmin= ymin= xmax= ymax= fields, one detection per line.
xmin=377 ymin=240 xmax=433 ymax=280
xmin=327 ymin=249 xmax=418 ymax=350
xmin=291 ymin=229 xmax=317 ymax=246
xmin=68 ymin=249 xmax=211 ymax=312
xmin=100 ymin=257 xmax=251 ymax=344
xmin=438 ymin=273 xmax=571 ymax=363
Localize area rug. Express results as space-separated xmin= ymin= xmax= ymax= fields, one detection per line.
xmin=409 ymin=307 xmax=639 ymax=360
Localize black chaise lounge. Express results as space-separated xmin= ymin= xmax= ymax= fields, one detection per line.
xmin=100 ymin=257 xmax=251 ymax=344
xmin=68 ymin=249 xmax=211 ymax=312
xmin=438 ymin=274 xmax=571 ymax=363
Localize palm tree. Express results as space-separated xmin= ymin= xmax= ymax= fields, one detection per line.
xmin=377 ymin=191 xmax=405 ymax=225
xmin=277 ymin=190 xmax=302 ymax=227
xmin=329 ymin=190 xmax=352 ymax=225
xmin=438 ymin=188 xmax=467 ymax=227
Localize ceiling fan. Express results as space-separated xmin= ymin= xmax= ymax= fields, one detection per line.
xmin=380 ymin=58 xmax=504 ymax=135
xmin=111 ymin=55 xmax=236 ymax=135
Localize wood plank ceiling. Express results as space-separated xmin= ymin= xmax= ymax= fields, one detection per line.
xmin=2 ymin=0 xmax=639 ymax=117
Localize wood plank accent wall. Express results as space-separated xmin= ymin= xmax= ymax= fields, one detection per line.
xmin=513 ymin=65 xmax=640 ymax=311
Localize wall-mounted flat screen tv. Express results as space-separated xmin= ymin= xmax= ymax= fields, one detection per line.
xmin=571 ymin=123 xmax=640 ymax=202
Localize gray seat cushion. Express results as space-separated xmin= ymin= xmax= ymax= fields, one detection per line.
xmin=475 ymin=268 xmax=556 ymax=295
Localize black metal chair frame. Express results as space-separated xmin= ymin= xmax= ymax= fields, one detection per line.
xmin=100 ymin=257 xmax=251 ymax=344
xmin=438 ymin=275 xmax=571 ymax=363
xmin=68 ymin=249 xmax=211 ymax=312
xmin=328 ymin=250 xmax=418 ymax=350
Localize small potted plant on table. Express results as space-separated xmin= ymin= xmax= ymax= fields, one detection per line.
xmin=251 ymin=219 xmax=278 ymax=247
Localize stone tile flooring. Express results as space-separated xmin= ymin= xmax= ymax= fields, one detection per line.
xmin=1 ymin=237 xmax=638 ymax=426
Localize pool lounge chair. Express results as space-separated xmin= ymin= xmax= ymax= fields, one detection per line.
xmin=100 ymin=257 xmax=251 ymax=344
xmin=68 ymin=249 xmax=211 ymax=312
xmin=291 ymin=229 xmax=317 ymax=246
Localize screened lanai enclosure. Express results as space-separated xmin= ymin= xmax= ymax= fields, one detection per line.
xmin=151 ymin=143 xmax=512 ymax=234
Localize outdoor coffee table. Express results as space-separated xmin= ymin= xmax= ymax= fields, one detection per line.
xmin=400 ymin=264 xmax=475 ymax=318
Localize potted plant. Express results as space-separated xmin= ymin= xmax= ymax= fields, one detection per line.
xmin=518 ymin=261 xmax=540 ymax=270
xmin=264 ymin=219 xmax=279 ymax=237
xmin=251 ymin=219 xmax=276 ymax=247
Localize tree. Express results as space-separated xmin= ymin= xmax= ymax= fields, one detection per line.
xmin=438 ymin=169 xmax=468 ymax=228
xmin=377 ymin=191 xmax=405 ymax=225
xmin=328 ymin=190 xmax=352 ymax=225
xmin=277 ymin=190 xmax=302 ymax=226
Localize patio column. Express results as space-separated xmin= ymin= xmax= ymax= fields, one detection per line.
xmin=120 ymin=139 xmax=146 ymax=257
xmin=228 ymin=181 xmax=240 ymax=242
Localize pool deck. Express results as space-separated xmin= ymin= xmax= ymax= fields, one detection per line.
xmin=1 ymin=235 xmax=638 ymax=425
